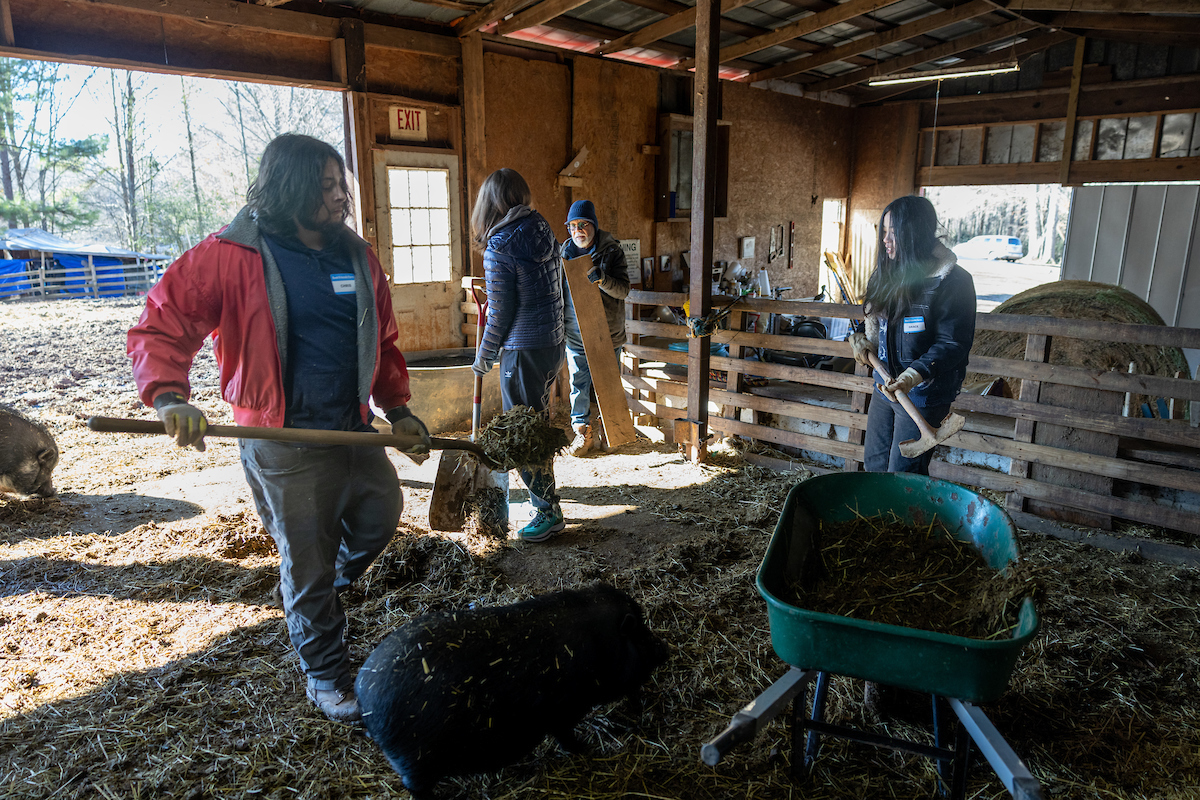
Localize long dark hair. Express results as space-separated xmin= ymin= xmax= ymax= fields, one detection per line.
xmin=470 ymin=168 xmax=532 ymax=251
xmin=247 ymin=134 xmax=351 ymax=238
xmin=862 ymin=195 xmax=942 ymax=319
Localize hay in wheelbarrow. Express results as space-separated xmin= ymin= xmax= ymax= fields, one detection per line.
xmin=473 ymin=405 xmax=569 ymax=472
xmin=787 ymin=510 xmax=1043 ymax=640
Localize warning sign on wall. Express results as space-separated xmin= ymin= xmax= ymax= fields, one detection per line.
xmin=389 ymin=106 xmax=428 ymax=142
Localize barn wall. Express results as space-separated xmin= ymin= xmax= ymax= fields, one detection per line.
xmin=1063 ymin=184 xmax=1200 ymax=377
xmin=845 ymin=103 xmax=920 ymax=298
xmin=652 ymin=81 xmax=854 ymax=298
xmin=482 ymin=51 xmax=573 ymax=246
xmin=570 ymin=58 xmax=659 ymax=284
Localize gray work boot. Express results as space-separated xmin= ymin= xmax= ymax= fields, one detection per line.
xmin=567 ymin=423 xmax=593 ymax=456
xmin=307 ymin=684 xmax=362 ymax=723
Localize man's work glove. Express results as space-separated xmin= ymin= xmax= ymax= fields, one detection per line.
xmin=472 ymin=351 xmax=494 ymax=377
xmin=848 ymin=331 xmax=875 ymax=366
xmin=386 ymin=406 xmax=431 ymax=455
xmin=154 ymin=392 xmax=208 ymax=451
xmin=882 ymin=367 xmax=924 ymax=401
xmin=587 ymin=266 xmax=603 ymax=284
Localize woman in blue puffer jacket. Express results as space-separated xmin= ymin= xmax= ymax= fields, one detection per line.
xmin=470 ymin=168 xmax=566 ymax=542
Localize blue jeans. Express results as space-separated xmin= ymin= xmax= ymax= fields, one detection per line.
xmin=863 ymin=389 xmax=951 ymax=475
xmin=239 ymin=439 xmax=401 ymax=690
xmin=500 ymin=345 xmax=564 ymax=511
xmin=566 ymin=341 xmax=624 ymax=427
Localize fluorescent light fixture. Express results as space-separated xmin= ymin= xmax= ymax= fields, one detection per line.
xmin=867 ymin=61 xmax=1020 ymax=87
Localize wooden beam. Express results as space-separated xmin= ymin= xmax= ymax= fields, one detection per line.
xmin=717 ymin=0 xmax=904 ymax=67
xmin=598 ymin=0 xmax=755 ymax=55
xmin=687 ymin=0 xmax=720 ymax=463
xmin=918 ymin=156 xmax=1200 ymax=186
xmin=0 ymin=0 xmax=14 ymax=47
xmin=806 ymin=19 xmax=1039 ymax=93
xmin=746 ymin=0 xmax=997 ymax=84
xmin=1008 ymin=0 xmax=1200 ymax=11
xmin=1059 ymin=36 xmax=1085 ymax=185
xmin=496 ymin=0 xmax=591 ymax=35
xmin=455 ymin=0 xmax=537 ymax=34
xmin=855 ymin=29 xmax=1074 ymax=103
xmin=462 ymin=32 xmax=486 ymax=278
xmin=1049 ymin=11 xmax=1200 ymax=34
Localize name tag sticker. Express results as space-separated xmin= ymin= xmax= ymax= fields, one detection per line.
xmin=331 ymin=273 xmax=356 ymax=295
xmin=903 ymin=316 xmax=925 ymax=333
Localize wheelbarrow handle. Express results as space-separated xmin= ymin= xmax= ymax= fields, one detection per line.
xmin=701 ymin=667 xmax=816 ymax=766
xmin=86 ymin=416 xmax=500 ymax=470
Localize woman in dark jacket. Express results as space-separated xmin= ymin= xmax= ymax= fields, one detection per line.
xmin=849 ymin=194 xmax=976 ymax=475
xmin=470 ymin=168 xmax=566 ymax=541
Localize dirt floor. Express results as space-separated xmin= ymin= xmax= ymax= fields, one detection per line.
xmin=1 ymin=297 xmax=1198 ymax=800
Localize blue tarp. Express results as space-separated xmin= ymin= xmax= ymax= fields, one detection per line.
xmin=0 ymin=258 xmax=31 ymax=298
xmin=55 ymin=253 xmax=126 ymax=296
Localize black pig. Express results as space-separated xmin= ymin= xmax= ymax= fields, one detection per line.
xmin=0 ymin=405 xmax=58 ymax=497
xmin=356 ymin=583 xmax=668 ymax=797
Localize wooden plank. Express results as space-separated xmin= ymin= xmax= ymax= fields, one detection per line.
xmin=806 ymin=20 xmax=1039 ymax=94
xmin=597 ymin=0 xmax=756 ymax=55
xmin=952 ymin=392 xmax=1200 ymax=450
xmin=745 ymin=0 xmax=996 ymax=84
xmin=1059 ymin=36 xmax=1086 ymax=185
xmin=1007 ymin=510 xmax=1200 ymax=568
xmin=1026 ymin=383 xmax=1122 ymax=529
xmin=709 ymin=416 xmax=865 ymax=463
xmin=721 ymin=0 xmax=903 ymax=68
xmin=846 ymin=362 xmax=869 ymax=472
xmin=954 ymin=430 xmax=1200 ymax=495
xmin=562 ymin=257 xmax=637 ymax=448
xmin=968 ymin=354 xmax=1200 ymax=403
xmin=932 ymin=461 xmax=1200 ymax=536
xmin=624 ymin=343 xmax=875 ymax=393
xmin=497 ymin=0 xmax=591 ymax=35
xmin=627 ymin=318 xmax=851 ymax=359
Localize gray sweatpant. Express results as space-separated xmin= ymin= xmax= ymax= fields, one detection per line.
xmin=239 ymin=439 xmax=401 ymax=691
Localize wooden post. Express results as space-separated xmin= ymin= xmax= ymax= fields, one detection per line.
xmin=86 ymin=254 xmax=98 ymax=297
xmin=1059 ymin=36 xmax=1086 ymax=186
xmin=462 ymin=32 xmax=487 ymax=279
xmin=720 ymin=309 xmax=747 ymax=434
xmin=1007 ymin=333 xmax=1049 ymax=513
xmin=335 ymin=19 xmax=373 ymax=249
xmin=845 ymin=361 xmax=870 ymax=472
xmin=686 ymin=0 xmax=720 ymax=463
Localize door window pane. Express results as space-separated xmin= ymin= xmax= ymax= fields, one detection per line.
xmin=387 ymin=167 xmax=453 ymax=284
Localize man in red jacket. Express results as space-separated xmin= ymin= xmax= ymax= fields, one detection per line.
xmin=127 ymin=134 xmax=430 ymax=723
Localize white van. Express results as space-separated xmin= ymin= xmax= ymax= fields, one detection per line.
xmin=952 ymin=235 xmax=1024 ymax=262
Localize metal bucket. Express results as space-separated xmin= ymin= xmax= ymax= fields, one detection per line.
xmin=404 ymin=348 xmax=502 ymax=435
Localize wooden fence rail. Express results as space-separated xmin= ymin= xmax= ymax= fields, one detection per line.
xmin=623 ymin=289 xmax=1200 ymax=536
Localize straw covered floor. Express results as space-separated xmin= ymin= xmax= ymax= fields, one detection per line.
xmin=1 ymin=298 xmax=1198 ymax=799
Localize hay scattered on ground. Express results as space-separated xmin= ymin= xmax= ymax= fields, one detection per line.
xmin=787 ymin=511 xmax=1041 ymax=639
xmin=475 ymin=405 xmax=569 ymax=471
xmin=464 ymin=486 xmax=510 ymax=540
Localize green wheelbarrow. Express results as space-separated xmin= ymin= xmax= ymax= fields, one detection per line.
xmin=702 ymin=472 xmax=1043 ymax=800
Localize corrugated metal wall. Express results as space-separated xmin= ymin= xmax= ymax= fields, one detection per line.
xmin=1062 ymin=184 xmax=1200 ymax=377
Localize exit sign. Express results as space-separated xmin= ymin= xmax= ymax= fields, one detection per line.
xmin=389 ymin=105 xmax=428 ymax=141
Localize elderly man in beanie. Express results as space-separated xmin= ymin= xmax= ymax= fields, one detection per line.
xmin=560 ymin=200 xmax=631 ymax=455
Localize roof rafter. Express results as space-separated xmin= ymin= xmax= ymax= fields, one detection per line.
xmin=1008 ymin=0 xmax=1199 ymax=11
xmin=496 ymin=0 xmax=592 ymax=35
xmin=745 ymin=0 xmax=1002 ymax=83
xmin=805 ymin=18 xmax=1039 ymax=93
xmin=704 ymin=0 xmax=905 ymax=64
xmin=598 ymin=0 xmax=758 ymax=55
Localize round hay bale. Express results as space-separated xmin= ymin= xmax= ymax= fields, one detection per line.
xmin=968 ymin=281 xmax=1191 ymax=417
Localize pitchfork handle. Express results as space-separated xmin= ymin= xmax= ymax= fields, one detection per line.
xmin=865 ymin=352 xmax=941 ymax=442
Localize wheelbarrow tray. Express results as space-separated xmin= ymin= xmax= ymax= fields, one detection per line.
xmin=756 ymin=472 xmax=1039 ymax=704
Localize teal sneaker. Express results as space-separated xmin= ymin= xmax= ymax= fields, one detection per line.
xmin=519 ymin=508 xmax=565 ymax=542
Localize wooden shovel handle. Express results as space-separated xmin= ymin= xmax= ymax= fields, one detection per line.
xmin=86 ymin=416 xmax=499 ymax=470
xmin=865 ymin=352 xmax=941 ymax=442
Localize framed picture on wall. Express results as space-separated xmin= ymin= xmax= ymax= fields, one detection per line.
xmin=659 ymin=255 xmax=672 ymax=273
xmin=642 ymin=257 xmax=654 ymax=285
